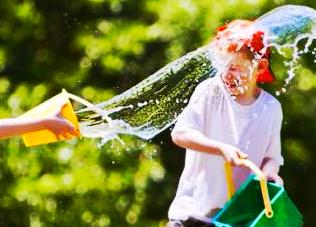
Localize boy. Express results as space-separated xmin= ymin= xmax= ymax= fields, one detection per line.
xmin=167 ymin=20 xmax=284 ymax=227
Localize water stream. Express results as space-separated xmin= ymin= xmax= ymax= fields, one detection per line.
xmin=75 ymin=5 xmax=316 ymax=143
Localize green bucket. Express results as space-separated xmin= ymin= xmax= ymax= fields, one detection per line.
xmin=212 ymin=175 xmax=303 ymax=227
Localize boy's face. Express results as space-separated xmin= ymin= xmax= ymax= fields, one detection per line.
xmin=221 ymin=53 xmax=257 ymax=96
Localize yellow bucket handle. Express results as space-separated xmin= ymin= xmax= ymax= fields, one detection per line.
xmin=224 ymin=159 xmax=273 ymax=218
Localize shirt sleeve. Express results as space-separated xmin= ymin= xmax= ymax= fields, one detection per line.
xmin=171 ymin=79 xmax=210 ymax=136
xmin=264 ymin=102 xmax=284 ymax=166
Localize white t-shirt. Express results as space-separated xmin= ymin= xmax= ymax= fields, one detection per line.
xmin=168 ymin=76 xmax=283 ymax=221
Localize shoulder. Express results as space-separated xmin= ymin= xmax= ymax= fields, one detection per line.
xmin=191 ymin=76 xmax=222 ymax=98
xmin=194 ymin=76 xmax=217 ymax=91
xmin=261 ymin=90 xmax=283 ymax=119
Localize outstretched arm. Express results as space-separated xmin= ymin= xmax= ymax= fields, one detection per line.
xmin=0 ymin=105 xmax=78 ymax=139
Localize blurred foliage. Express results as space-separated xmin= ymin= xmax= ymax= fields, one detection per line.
xmin=0 ymin=0 xmax=316 ymax=226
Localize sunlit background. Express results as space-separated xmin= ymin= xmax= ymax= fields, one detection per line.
xmin=0 ymin=0 xmax=316 ymax=226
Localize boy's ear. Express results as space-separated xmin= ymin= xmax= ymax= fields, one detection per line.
xmin=257 ymin=58 xmax=269 ymax=73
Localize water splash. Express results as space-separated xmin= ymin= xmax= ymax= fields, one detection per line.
xmin=77 ymin=5 xmax=316 ymax=143
xmin=77 ymin=47 xmax=215 ymax=141
xmin=255 ymin=5 xmax=316 ymax=86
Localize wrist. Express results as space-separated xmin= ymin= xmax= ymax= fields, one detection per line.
xmin=211 ymin=141 xmax=226 ymax=156
xmin=261 ymin=157 xmax=279 ymax=169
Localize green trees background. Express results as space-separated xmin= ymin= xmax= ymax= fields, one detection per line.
xmin=0 ymin=0 xmax=316 ymax=226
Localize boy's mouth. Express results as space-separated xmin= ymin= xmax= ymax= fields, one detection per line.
xmin=225 ymin=82 xmax=237 ymax=88
xmin=225 ymin=80 xmax=241 ymax=89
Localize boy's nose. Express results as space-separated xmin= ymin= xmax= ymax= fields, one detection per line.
xmin=223 ymin=73 xmax=235 ymax=81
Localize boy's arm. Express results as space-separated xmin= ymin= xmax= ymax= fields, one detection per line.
xmin=172 ymin=129 xmax=248 ymax=165
xmin=261 ymin=157 xmax=283 ymax=185
xmin=171 ymin=78 xmax=247 ymax=165
xmin=260 ymin=103 xmax=284 ymax=185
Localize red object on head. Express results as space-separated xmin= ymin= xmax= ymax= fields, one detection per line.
xmin=215 ymin=21 xmax=275 ymax=83
xmin=248 ymin=31 xmax=275 ymax=83
xmin=217 ymin=24 xmax=228 ymax=32
xmin=257 ymin=67 xmax=275 ymax=83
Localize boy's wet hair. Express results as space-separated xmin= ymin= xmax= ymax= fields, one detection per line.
xmin=234 ymin=44 xmax=270 ymax=62
xmin=214 ymin=20 xmax=275 ymax=83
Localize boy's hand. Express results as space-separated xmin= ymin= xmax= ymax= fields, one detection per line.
xmin=261 ymin=157 xmax=283 ymax=186
xmin=264 ymin=172 xmax=284 ymax=186
xmin=219 ymin=143 xmax=248 ymax=165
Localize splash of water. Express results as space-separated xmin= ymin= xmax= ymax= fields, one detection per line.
xmin=77 ymin=5 xmax=316 ymax=143
xmin=255 ymin=5 xmax=316 ymax=85
xmin=77 ymin=47 xmax=215 ymax=142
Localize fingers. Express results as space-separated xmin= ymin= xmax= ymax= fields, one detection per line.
xmin=56 ymin=115 xmax=79 ymax=135
xmin=220 ymin=144 xmax=248 ymax=166
xmin=267 ymin=174 xmax=284 ymax=186
xmin=275 ymin=176 xmax=284 ymax=186
xmin=55 ymin=131 xmax=76 ymax=140
xmin=62 ymin=119 xmax=77 ymax=135
xmin=50 ymin=119 xmax=79 ymax=139
xmin=232 ymin=150 xmax=248 ymax=166
xmin=227 ymin=153 xmax=242 ymax=166
xmin=233 ymin=157 xmax=242 ymax=166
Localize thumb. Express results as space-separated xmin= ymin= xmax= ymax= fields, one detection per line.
xmin=234 ymin=157 xmax=242 ymax=166
xmin=273 ymin=175 xmax=284 ymax=186
xmin=237 ymin=150 xmax=248 ymax=159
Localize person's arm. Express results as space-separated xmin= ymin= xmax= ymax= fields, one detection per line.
xmin=172 ymin=129 xmax=248 ymax=165
xmin=0 ymin=105 xmax=78 ymax=139
xmin=260 ymin=157 xmax=283 ymax=185
xmin=260 ymin=103 xmax=284 ymax=185
xmin=171 ymin=78 xmax=248 ymax=165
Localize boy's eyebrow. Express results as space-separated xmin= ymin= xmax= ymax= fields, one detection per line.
xmin=230 ymin=62 xmax=246 ymax=68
